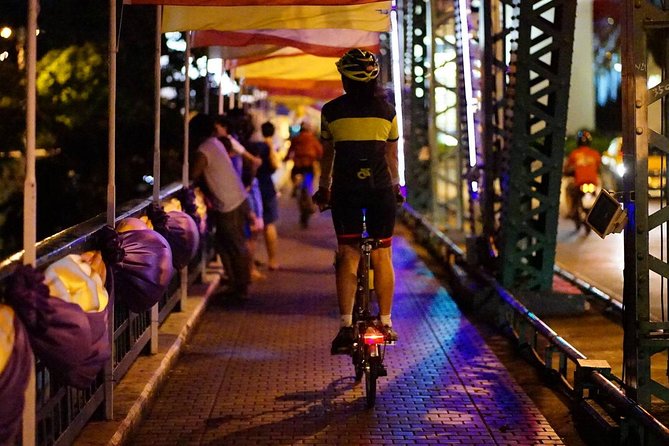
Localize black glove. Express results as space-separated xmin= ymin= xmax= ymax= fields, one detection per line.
xmin=312 ymin=187 xmax=331 ymax=211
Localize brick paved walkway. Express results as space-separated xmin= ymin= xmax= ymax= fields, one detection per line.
xmin=126 ymin=194 xmax=564 ymax=446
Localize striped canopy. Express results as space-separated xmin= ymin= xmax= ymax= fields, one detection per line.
xmin=122 ymin=0 xmax=392 ymax=100
xmin=122 ymin=1 xmax=392 ymax=33
xmin=192 ymin=29 xmax=381 ymax=57
xmin=235 ymin=54 xmax=343 ymax=99
xmin=160 ymin=3 xmax=391 ymax=33
xmin=124 ymin=0 xmax=388 ymax=7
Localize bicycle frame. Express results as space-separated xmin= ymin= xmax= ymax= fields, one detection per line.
xmin=350 ymin=209 xmax=388 ymax=408
xmin=294 ymin=172 xmax=316 ymax=228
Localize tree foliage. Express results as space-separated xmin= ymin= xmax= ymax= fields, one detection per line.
xmin=0 ymin=2 xmax=207 ymax=258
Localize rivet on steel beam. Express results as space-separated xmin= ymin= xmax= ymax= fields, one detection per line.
xmin=636 ymin=127 xmax=643 ymax=135
xmin=635 ymin=100 xmax=642 ymax=108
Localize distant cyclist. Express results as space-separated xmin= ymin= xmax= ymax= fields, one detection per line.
xmin=285 ymin=121 xmax=323 ymax=198
xmin=563 ymin=129 xmax=602 ymax=219
xmin=312 ymin=48 xmax=402 ymax=355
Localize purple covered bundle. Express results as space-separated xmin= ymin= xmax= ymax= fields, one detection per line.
xmin=5 ymin=263 xmax=109 ymax=390
xmin=0 ymin=305 xmax=32 ymax=445
xmin=114 ymin=218 xmax=175 ymax=313
xmin=146 ymin=205 xmax=200 ymax=270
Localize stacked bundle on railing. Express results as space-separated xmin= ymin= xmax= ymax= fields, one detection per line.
xmin=0 ymin=203 xmax=200 ymax=445
xmin=4 ymin=262 xmax=111 ymax=389
xmin=0 ymin=304 xmax=31 ymax=445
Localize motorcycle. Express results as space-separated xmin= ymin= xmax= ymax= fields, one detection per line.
xmin=568 ymin=182 xmax=599 ymax=235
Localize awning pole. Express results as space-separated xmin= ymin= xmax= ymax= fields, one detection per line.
xmin=104 ymin=0 xmax=118 ymax=420
xmin=152 ymin=6 xmax=162 ymax=205
xmin=150 ymin=5 xmax=163 ymax=355
xmin=183 ymin=31 xmax=191 ymax=186
xmin=22 ymin=0 xmax=38 ymax=442
xmin=230 ymin=66 xmax=236 ymax=109
xmin=181 ymin=32 xmax=192 ymax=310
xmin=218 ymin=58 xmax=225 ymax=115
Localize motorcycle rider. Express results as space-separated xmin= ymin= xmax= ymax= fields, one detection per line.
xmin=563 ymin=129 xmax=602 ymax=223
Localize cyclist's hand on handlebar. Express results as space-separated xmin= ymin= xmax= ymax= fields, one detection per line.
xmin=394 ymin=184 xmax=405 ymax=207
xmin=312 ymin=187 xmax=331 ymax=211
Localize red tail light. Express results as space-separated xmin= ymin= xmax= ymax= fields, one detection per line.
xmin=363 ymin=327 xmax=385 ymax=345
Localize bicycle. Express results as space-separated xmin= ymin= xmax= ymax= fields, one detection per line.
xmin=348 ymin=208 xmax=393 ymax=408
xmin=292 ymin=171 xmax=316 ymax=228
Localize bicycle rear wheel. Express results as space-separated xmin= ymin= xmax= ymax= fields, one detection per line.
xmin=365 ymin=355 xmax=380 ymax=408
xmin=298 ymin=188 xmax=314 ymax=228
xmin=352 ymin=346 xmax=364 ymax=381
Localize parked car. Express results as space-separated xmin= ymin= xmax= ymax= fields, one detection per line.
xmin=600 ymin=136 xmax=666 ymax=197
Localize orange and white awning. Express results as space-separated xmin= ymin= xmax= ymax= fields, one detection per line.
xmin=235 ymin=54 xmax=339 ymax=80
xmin=192 ymin=29 xmax=380 ymax=57
xmin=121 ymin=0 xmax=392 ymax=101
xmin=123 ymin=1 xmax=392 ymax=33
xmin=234 ymin=54 xmax=343 ymax=100
xmin=160 ymin=3 xmax=391 ymax=33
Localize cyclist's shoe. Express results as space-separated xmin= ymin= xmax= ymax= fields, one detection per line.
xmin=331 ymin=326 xmax=355 ymax=355
xmin=383 ymin=326 xmax=399 ymax=343
xmin=377 ymin=363 xmax=388 ymax=377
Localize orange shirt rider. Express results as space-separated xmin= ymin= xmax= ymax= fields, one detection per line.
xmin=287 ymin=127 xmax=323 ymax=169
xmin=565 ymin=145 xmax=602 ymax=187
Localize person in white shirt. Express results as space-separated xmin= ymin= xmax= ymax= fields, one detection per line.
xmin=190 ymin=113 xmax=253 ymax=301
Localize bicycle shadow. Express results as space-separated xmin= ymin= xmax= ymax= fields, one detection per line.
xmin=201 ymin=377 xmax=368 ymax=445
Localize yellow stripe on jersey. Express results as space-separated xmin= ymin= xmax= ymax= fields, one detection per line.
xmin=327 ymin=117 xmax=398 ymax=143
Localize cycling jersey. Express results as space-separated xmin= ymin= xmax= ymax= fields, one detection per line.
xmin=320 ymin=95 xmax=399 ymax=193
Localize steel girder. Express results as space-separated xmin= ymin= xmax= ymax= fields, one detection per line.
xmin=403 ymin=0 xmax=433 ymax=212
xmin=621 ymin=0 xmax=669 ymax=408
xmin=497 ymin=0 xmax=577 ymax=291
xmin=429 ymin=0 xmax=465 ymax=231
xmin=479 ymin=0 xmax=516 ymax=246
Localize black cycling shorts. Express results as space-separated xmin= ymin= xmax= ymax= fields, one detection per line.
xmin=330 ymin=187 xmax=396 ymax=247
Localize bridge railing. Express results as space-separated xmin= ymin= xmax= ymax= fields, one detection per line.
xmin=399 ymin=204 xmax=669 ymax=446
xmin=0 ymin=182 xmax=207 ymax=446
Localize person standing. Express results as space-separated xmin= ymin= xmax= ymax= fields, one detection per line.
xmin=312 ymin=49 xmax=402 ymax=354
xmin=257 ymin=121 xmax=282 ymax=270
xmin=190 ymin=113 xmax=252 ymax=301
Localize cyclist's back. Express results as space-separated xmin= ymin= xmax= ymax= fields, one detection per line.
xmin=321 ymin=94 xmax=397 ymax=195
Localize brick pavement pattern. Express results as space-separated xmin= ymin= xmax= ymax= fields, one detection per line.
xmin=129 ymin=194 xmax=564 ymax=445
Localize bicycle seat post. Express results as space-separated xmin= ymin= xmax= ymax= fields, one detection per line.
xmin=361 ymin=208 xmax=369 ymax=239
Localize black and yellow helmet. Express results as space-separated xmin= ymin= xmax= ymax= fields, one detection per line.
xmin=336 ymin=48 xmax=379 ymax=83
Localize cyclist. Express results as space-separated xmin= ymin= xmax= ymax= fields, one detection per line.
xmin=563 ymin=129 xmax=602 ymax=220
xmin=312 ymin=48 xmax=402 ymax=355
xmin=285 ymin=122 xmax=323 ymax=190
xmin=284 ymin=122 xmax=323 ymax=227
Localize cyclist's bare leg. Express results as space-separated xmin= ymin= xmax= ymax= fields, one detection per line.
xmin=336 ymin=244 xmax=360 ymax=322
xmin=371 ymin=247 xmax=394 ymax=319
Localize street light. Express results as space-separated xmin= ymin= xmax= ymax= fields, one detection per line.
xmin=0 ymin=26 xmax=35 ymax=69
xmin=1 ymin=26 xmax=13 ymax=39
